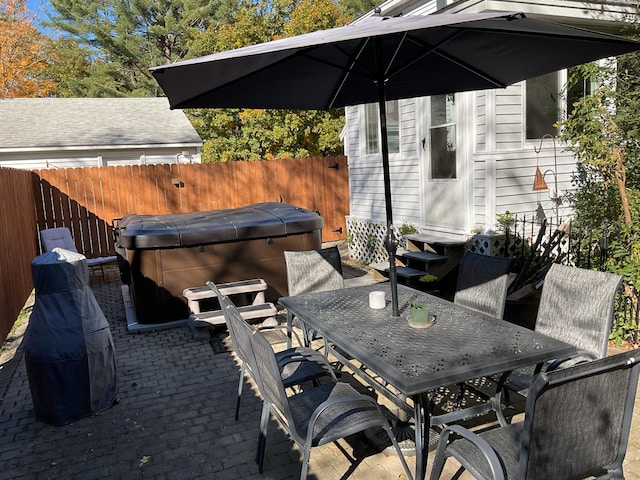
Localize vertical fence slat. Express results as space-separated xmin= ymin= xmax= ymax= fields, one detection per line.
xmin=0 ymin=169 xmax=38 ymax=344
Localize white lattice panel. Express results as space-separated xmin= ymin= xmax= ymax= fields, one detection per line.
xmin=346 ymin=217 xmax=404 ymax=265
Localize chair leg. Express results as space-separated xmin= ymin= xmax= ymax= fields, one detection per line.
xmin=383 ymin=423 xmax=414 ymax=480
xmin=492 ymin=389 xmax=508 ymax=427
xmin=300 ymin=444 xmax=312 ymax=480
xmin=235 ymin=367 xmax=245 ymax=421
xmin=429 ymin=429 xmax=453 ymax=480
xmin=256 ymin=403 xmax=270 ymax=472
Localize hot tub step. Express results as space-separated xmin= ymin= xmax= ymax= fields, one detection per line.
xmin=189 ymin=302 xmax=278 ymax=328
xmin=183 ymin=279 xmax=267 ymax=314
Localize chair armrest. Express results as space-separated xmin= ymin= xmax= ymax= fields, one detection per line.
xmin=306 ymin=393 xmax=380 ymax=439
xmin=432 ymin=424 xmax=506 ymax=480
xmin=546 ymin=350 xmax=597 ymax=372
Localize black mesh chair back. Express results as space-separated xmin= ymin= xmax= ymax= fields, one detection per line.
xmin=535 ymin=263 xmax=622 ymax=359
xmin=521 ymin=349 xmax=639 ymax=478
xmin=431 ymin=349 xmax=640 ymax=480
xmin=248 ymin=326 xmax=414 ymax=480
xmin=454 ymin=251 xmax=512 ymax=319
xmin=284 ymin=246 xmax=344 ymax=296
xmin=498 ymin=264 xmax=624 ymax=401
xmin=284 ymin=246 xmax=344 ymax=345
xmin=207 ymin=281 xmax=335 ymax=421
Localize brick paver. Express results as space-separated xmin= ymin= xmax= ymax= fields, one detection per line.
xmin=0 ymin=271 xmax=638 ymax=480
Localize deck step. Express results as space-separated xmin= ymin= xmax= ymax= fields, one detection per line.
xmin=403 ymin=233 xmax=467 ymax=247
xmin=369 ymin=262 xmax=427 ymax=279
xmin=400 ymin=250 xmax=448 ymax=263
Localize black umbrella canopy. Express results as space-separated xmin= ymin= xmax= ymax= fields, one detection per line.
xmin=151 ymin=12 xmax=640 ymax=317
xmin=151 ymin=12 xmax=640 ymax=110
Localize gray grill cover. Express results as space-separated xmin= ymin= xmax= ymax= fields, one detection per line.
xmin=24 ymin=248 xmax=117 ymax=426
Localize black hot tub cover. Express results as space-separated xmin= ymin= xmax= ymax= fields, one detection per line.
xmin=115 ymin=202 xmax=323 ymax=249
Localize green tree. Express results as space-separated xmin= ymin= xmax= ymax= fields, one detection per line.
xmin=557 ymin=22 xmax=640 ymax=343
xmin=559 ymin=56 xmax=640 ymax=227
xmin=186 ymin=0 xmax=353 ymax=162
xmin=46 ymin=0 xmax=222 ymax=96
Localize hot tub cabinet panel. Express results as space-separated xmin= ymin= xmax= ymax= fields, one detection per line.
xmin=115 ymin=203 xmax=323 ymax=324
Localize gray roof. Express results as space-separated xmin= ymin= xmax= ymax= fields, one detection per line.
xmin=0 ymin=98 xmax=202 ymax=150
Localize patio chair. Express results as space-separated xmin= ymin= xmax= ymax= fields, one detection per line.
xmin=454 ymin=251 xmax=512 ymax=319
xmin=284 ymin=246 xmax=344 ymax=345
xmin=40 ymin=227 xmax=116 ymax=281
xmin=249 ymin=316 xmax=415 ymax=480
xmin=498 ymin=263 xmax=623 ymax=399
xmin=206 ymin=282 xmax=336 ymax=421
xmin=430 ymin=348 xmax=640 ymax=480
xmin=442 ymin=251 xmax=512 ymax=413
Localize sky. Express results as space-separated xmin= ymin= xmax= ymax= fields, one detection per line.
xmin=27 ymin=0 xmax=50 ymax=25
xmin=26 ymin=0 xmax=52 ymax=33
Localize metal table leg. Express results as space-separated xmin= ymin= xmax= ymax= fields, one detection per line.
xmin=412 ymin=393 xmax=429 ymax=480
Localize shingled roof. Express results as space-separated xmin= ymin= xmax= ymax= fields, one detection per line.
xmin=0 ymin=97 xmax=202 ymax=151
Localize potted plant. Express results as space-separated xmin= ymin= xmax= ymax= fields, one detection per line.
xmin=409 ymin=301 xmax=434 ymax=328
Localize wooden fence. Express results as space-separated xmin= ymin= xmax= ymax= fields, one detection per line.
xmin=0 ymin=168 xmax=39 ymax=346
xmin=0 ymin=156 xmax=349 ymax=344
xmin=33 ymin=156 xmax=349 ymax=256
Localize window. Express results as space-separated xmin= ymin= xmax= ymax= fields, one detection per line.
xmin=566 ymin=66 xmax=594 ymax=117
xmin=363 ymin=100 xmax=400 ymax=155
xmin=526 ymin=71 xmax=560 ymax=139
xmin=430 ymin=94 xmax=456 ymax=179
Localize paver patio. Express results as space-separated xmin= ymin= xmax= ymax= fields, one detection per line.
xmin=0 ymin=261 xmax=639 ymax=479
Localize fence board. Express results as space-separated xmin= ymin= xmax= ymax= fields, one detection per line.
xmin=30 ymin=157 xmax=348 ymax=258
xmin=0 ymin=169 xmax=38 ymax=344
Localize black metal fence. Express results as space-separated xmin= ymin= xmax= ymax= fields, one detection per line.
xmin=495 ymin=214 xmax=639 ymax=345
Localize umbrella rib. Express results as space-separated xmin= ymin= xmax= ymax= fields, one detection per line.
xmin=386 ymin=29 xmax=507 ymax=89
xmin=300 ymin=39 xmax=378 ymax=109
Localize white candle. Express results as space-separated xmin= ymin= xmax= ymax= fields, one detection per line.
xmin=369 ymin=291 xmax=386 ymax=309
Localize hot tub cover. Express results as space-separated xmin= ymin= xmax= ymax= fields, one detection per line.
xmin=115 ymin=202 xmax=323 ymax=249
xmin=24 ymin=248 xmax=117 ymax=425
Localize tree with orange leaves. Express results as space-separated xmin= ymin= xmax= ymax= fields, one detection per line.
xmin=0 ymin=0 xmax=56 ymax=97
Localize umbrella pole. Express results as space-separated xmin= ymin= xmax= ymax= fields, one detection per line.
xmin=376 ymin=52 xmax=400 ymax=317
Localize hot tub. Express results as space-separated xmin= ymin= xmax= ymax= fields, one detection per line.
xmin=114 ymin=202 xmax=323 ymax=325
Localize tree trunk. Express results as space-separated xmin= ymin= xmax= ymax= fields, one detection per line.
xmin=614 ymin=147 xmax=632 ymax=226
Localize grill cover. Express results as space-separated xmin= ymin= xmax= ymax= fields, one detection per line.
xmin=24 ymin=248 xmax=117 ymax=425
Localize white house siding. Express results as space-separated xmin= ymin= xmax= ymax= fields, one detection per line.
xmin=345 ymin=0 xmax=631 ymax=241
xmin=472 ymin=155 xmax=488 ymax=230
xmin=495 ymin=85 xmax=523 ymax=151
xmin=344 ymin=105 xmax=361 ymax=158
xmin=348 ymin=100 xmax=422 ymax=224
xmin=476 ymin=92 xmax=487 ymax=152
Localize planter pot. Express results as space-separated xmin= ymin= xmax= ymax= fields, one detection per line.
xmin=409 ymin=303 xmax=435 ymax=328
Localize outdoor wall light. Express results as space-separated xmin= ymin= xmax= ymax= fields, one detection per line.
xmin=171 ymin=178 xmax=185 ymax=188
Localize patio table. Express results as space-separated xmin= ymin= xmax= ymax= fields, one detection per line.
xmin=279 ymin=282 xmax=576 ymax=480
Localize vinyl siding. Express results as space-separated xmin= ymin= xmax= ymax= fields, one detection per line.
xmin=495 ymin=84 xmax=523 ymax=151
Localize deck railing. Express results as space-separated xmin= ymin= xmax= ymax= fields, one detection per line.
xmin=496 ymin=214 xmax=639 ymax=346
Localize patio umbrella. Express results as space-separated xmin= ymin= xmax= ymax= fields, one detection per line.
xmin=150 ymin=12 xmax=640 ymax=317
